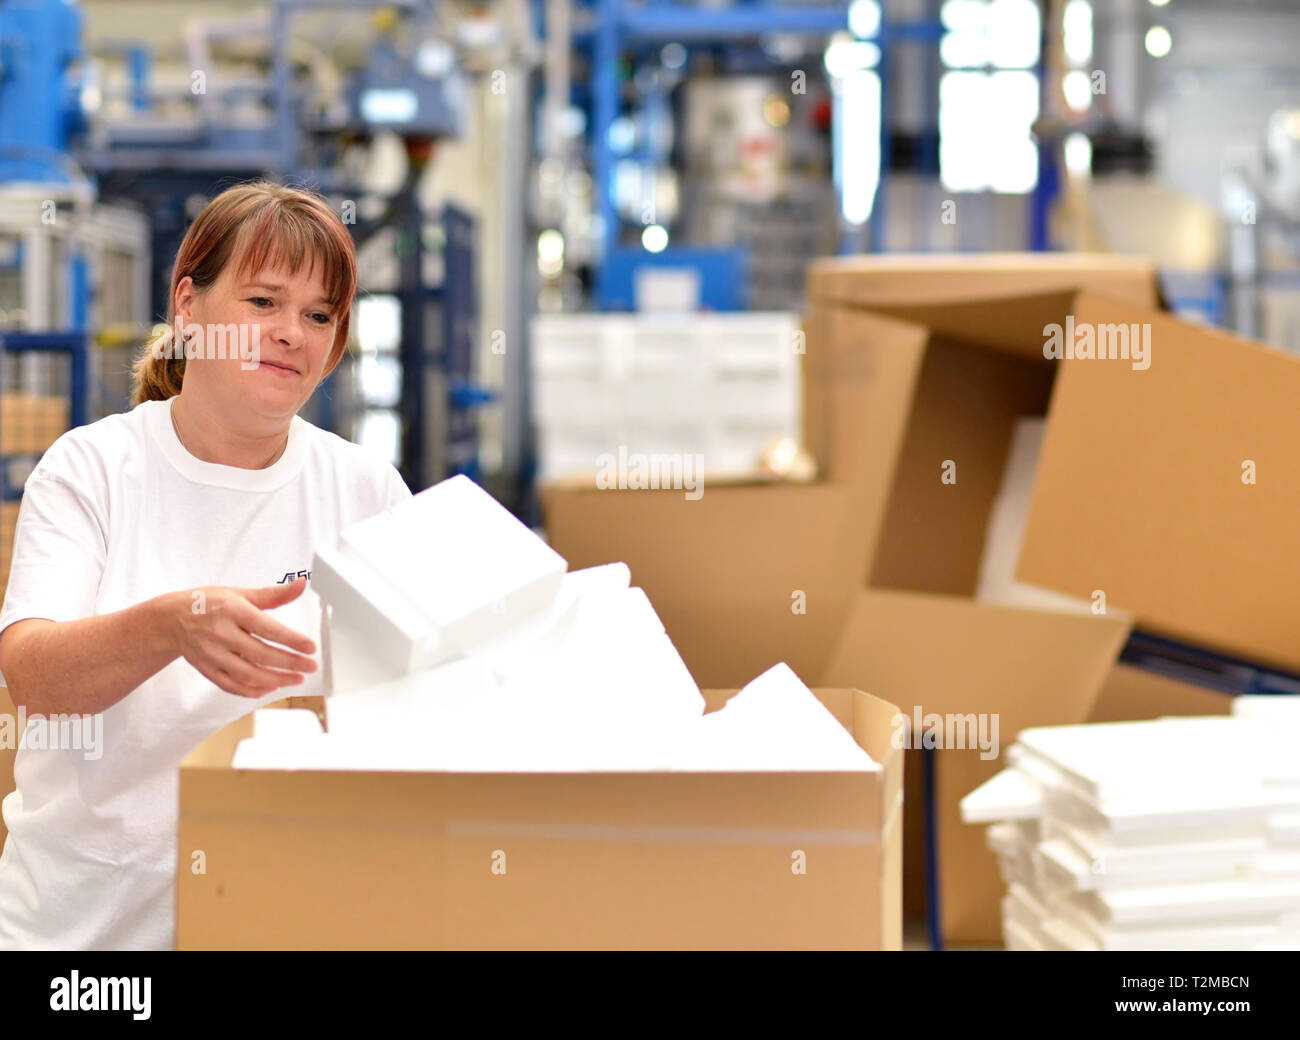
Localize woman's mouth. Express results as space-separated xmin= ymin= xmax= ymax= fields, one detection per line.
xmin=259 ymin=360 xmax=299 ymax=376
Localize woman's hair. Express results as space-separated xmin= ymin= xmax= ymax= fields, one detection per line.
xmin=132 ymin=179 xmax=357 ymax=404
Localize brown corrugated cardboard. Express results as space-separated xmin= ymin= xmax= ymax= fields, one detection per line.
xmin=805 ymin=252 xmax=1163 ymax=311
xmin=543 ymin=256 xmax=1163 ymax=692
xmin=821 ymin=590 xmax=1131 ymax=942
xmin=176 ymin=687 xmax=903 ymax=950
xmin=1018 ymin=293 xmax=1300 ymax=673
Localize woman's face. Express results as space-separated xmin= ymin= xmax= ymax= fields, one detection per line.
xmin=174 ymin=258 xmax=339 ymax=425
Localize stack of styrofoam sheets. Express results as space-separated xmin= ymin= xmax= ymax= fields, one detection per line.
xmin=235 ymin=474 xmax=877 ymax=775
xmin=962 ymin=698 xmax=1300 ymax=950
xmin=531 ymin=312 xmax=802 ymax=481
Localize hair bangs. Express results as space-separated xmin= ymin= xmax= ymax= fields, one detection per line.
xmin=231 ymin=202 xmax=352 ymax=314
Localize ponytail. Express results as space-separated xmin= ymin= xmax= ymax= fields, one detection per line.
xmin=131 ymin=323 xmax=186 ymax=405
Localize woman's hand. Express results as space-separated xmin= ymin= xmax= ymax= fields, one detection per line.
xmin=169 ymin=577 xmax=319 ymax=698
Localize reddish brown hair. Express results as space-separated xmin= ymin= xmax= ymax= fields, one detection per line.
xmin=133 ymin=179 xmax=357 ymax=404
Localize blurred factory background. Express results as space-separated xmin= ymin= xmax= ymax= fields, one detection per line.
xmin=2 ymin=0 xmax=1300 ymax=528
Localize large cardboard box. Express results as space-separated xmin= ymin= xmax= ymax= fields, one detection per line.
xmin=543 ymin=255 xmax=1164 ymax=691
xmin=176 ymin=687 xmax=903 ymax=950
xmin=813 ymin=287 xmax=1300 ymax=944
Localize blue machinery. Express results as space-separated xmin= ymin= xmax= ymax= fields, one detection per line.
xmin=0 ymin=0 xmax=486 ymax=492
xmin=557 ymin=0 xmax=1076 ymax=308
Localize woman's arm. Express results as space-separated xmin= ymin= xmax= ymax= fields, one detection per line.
xmin=0 ymin=579 xmax=318 ymax=717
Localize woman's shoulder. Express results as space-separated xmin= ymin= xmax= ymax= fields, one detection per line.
xmin=31 ymin=400 xmax=157 ymax=483
xmin=295 ymin=416 xmax=409 ymax=497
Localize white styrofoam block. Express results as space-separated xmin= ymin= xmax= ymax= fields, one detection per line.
xmin=1232 ymin=695 xmax=1300 ymax=722
xmin=498 ymin=583 xmax=705 ymax=727
xmin=314 ymin=475 xmax=568 ymax=676
xmin=1095 ymin=920 xmax=1289 ymax=952
xmin=1093 ymin=877 xmax=1300 ymax=926
xmin=1057 ymin=821 xmax=1267 ymax=871
xmin=324 ymin=606 xmax=411 ymax=696
xmin=1040 ymin=916 xmax=1100 ymax=951
xmin=960 ymin=767 xmax=1043 ymax=823
xmin=471 ymin=563 xmax=633 ymax=683
xmin=251 ymin=708 xmax=324 ymax=741
xmin=324 ymin=654 xmax=501 ymax=740
xmin=1016 ymin=716 xmax=1296 ymax=802
xmin=1036 ymin=836 xmax=1253 ymax=893
xmin=312 ymin=541 xmax=434 ymax=674
xmin=666 ymin=663 xmax=877 ymax=772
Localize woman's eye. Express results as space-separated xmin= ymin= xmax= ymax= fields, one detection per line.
xmin=249 ymin=297 xmax=272 ymax=308
xmin=311 ymin=313 xmax=332 ymax=325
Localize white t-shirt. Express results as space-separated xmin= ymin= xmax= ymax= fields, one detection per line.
xmin=0 ymin=396 xmax=412 ymax=951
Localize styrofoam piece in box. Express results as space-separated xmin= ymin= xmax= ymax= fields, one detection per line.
xmin=663 ymin=663 xmax=877 ymax=772
xmin=961 ymin=767 xmax=1042 ymax=823
xmin=503 ymin=584 xmax=705 ymax=725
xmin=318 ymin=475 xmax=567 ymax=674
xmin=251 ymin=707 xmax=324 ymax=741
xmin=312 ymin=541 xmax=433 ymax=675
xmin=323 ymin=655 xmax=501 ymax=740
xmin=470 ymin=563 xmax=632 ymax=683
xmin=323 ymin=606 xmax=411 ymax=696
xmin=232 ymin=730 xmax=530 ymax=772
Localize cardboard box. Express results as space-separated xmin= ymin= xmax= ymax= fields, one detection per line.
xmin=1 ymin=393 xmax=68 ymax=458
xmin=821 ymin=594 xmax=1232 ymax=944
xmin=176 ymin=687 xmax=903 ymax=950
xmin=543 ymin=255 xmax=1164 ymax=691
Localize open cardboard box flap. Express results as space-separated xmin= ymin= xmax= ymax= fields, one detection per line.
xmin=807 ymin=252 xmax=1161 ymax=310
xmin=1018 ymin=292 xmax=1300 ymax=673
xmin=178 ymin=687 xmax=904 ymax=950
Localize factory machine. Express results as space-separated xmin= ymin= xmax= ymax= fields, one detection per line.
xmin=0 ymin=0 xmax=487 ymax=494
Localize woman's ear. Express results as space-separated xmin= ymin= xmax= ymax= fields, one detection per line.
xmin=174 ymin=275 xmax=196 ymax=327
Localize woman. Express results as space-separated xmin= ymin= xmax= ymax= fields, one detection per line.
xmin=0 ymin=180 xmax=412 ymax=950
